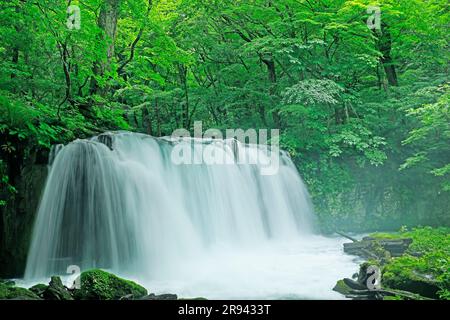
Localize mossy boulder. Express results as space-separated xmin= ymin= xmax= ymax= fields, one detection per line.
xmin=73 ymin=269 xmax=148 ymax=300
xmin=42 ymin=276 xmax=73 ymax=300
xmin=0 ymin=282 xmax=41 ymax=300
xmin=140 ymin=293 xmax=178 ymax=300
xmin=383 ymin=268 xmax=440 ymax=299
xmin=380 ymin=254 xmax=442 ymax=299
xmin=29 ymin=283 xmax=48 ymax=298
xmin=333 ymin=279 xmax=353 ymax=296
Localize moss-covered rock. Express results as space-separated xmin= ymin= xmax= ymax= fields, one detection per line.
xmin=73 ymin=269 xmax=148 ymax=300
xmin=383 ymin=265 xmax=440 ymax=299
xmin=0 ymin=282 xmax=41 ymax=300
xmin=42 ymin=276 xmax=73 ymax=300
xmin=29 ymin=283 xmax=48 ymax=298
xmin=140 ymin=293 xmax=177 ymax=300
xmin=333 ymin=279 xmax=353 ymax=296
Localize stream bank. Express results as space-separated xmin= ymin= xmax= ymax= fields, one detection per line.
xmin=333 ymin=227 xmax=449 ymax=300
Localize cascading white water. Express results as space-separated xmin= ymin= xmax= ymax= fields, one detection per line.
xmin=24 ymin=131 xmax=358 ymax=299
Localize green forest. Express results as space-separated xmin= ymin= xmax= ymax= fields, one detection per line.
xmin=0 ymin=0 xmax=449 ymax=301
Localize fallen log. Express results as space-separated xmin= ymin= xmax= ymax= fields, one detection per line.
xmin=349 ymin=288 xmax=433 ymax=300
xmin=343 ymin=237 xmax=412 ymax=258
xmin=335 ymin=230 xmax=358 ymax=242
xmin=334 ymin=278 xmax=434 ymax=300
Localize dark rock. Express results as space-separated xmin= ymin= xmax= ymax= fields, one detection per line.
xmin=0 ymin=158 xmax=48 ymax=278
xmin=140 ymin=293 xmax=178 ymax=300
xmin=332 ymin=279 xmax=353 ymax=296
xmin=73 ymin=269 xmax=147 ymax=300
xmin=333 ymin=277 xmax=380 ymax=300
xmin=343 ymin=278 xmax=367 ymax=290
xmin=30 ymin=283 xmax=48 ymax=298
xmin=43 ymin=276 xmax=74 ymax=300
xmin=98 ymin=133 xmax=114 ymax=150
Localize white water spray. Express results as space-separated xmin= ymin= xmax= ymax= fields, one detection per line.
xmin=24 ymin=131 xmax=357 ymax=299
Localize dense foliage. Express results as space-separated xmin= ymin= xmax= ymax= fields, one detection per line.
xmin=0 ymin=0 xmax=449 ymax=231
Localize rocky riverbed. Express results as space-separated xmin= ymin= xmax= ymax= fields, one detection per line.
xmin=0 ymin=269 xmax=180 ymax=300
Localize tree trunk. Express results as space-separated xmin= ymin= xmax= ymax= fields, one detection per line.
xmin=155 ymin=98 xmax=161 ymax=136
xmin=90 ymin=0 xmax=121 ymax=95
xmin=178 ymin=64 xmax=190 ymax=129
xmin=142 ymin=106 xmax=153 ymax=135
xmin=261 ymin=55 xmax=280 ymax=128
xmin=376 ymin=23 xmax=398 ymax=86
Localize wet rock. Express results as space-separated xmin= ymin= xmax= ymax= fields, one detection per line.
xmin=42 ymin=276 xmax=73 ymax=300
xmin=140 ymin=293 xmax=178 ymax=300
xmin=29 ymin=283 xmax=48 ymax=298
xmin=343 ymin=278 xmax=367 ymax=290
xmin=333 ymin=279 xmax=353 ymax=296
xmin=73 ymin=269 xmax=147 ymax=300
xmin=98 ymin=133 xmax=114 ymax=150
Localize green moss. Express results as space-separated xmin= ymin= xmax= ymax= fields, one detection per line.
xmin=44 ymin=276 xmax=74 ymax=300
xmin=0 ymin=279 xmax=15 ymax=286
xmin=370 ymin=233 xmax=401 ymax=240
xmin=0 ymin=283 xmax=41 ymax=300
xmin=74 ymin=269 xmax=148 ymax=300
xmin=371 ymin=226 xmax=450 ymax=255
xmin=383 ymin=295 xmax=404 ymax=300
xmin=332 ymin=280 xmax=352 ymax=296
xmin=382 ymin=255 xmax=444 ymax=299
xmin=29 ymin=283 xmax=48 ymax=297
xmin=30 ymin=283 xmax=47 ymax=291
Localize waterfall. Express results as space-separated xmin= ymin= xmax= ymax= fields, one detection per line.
xmin=25 ymin=131 xmax=315 ymax=281
xmin=23 ymin=131 xmax=360 ymax=299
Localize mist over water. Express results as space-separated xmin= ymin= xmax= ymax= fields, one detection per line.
xmin=24 ymin=131 xmax=358 ymax=299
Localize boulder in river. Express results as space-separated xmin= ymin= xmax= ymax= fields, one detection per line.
xmin=29 ymin=283 xmax=48 ymax=298
xmin=73 ymin=269 xmax=148 ymax=300
xmin=42 ymin=276 xmax=73 ymax=300
xmin=140 ymin=293 xmax=178 ymax=300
